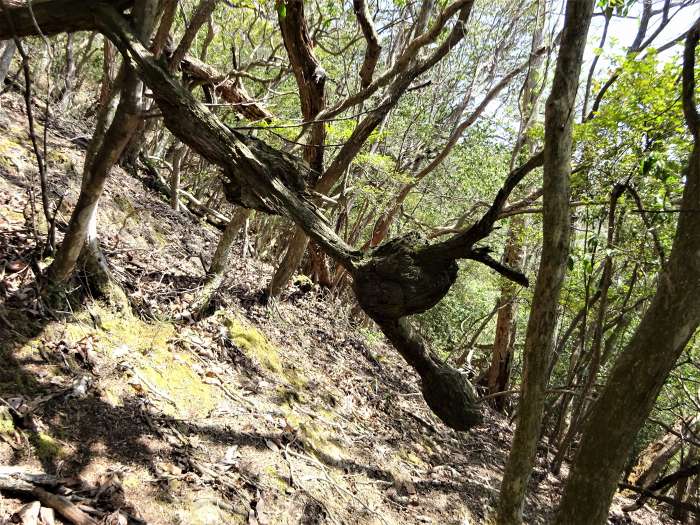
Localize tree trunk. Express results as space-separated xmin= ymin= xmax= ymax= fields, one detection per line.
xmin=496 ymin=1 xmax=593 ymax=522
xmin=170 ymin=142 xmax=187 ymax=212
xmin=673 ymin=447 xmax=698 ymax=522
xmin=268 ymin=226 xmax=310 ymax=299
xmin=686 ymin=473 xmax=700 ymax=524
xmin=628 ymin=416 xmax=700 ymax=489
xmin=191 ymin=207 xmax=251 ymax=316
xmin=485 ymin=215 xmax=525 ymax=410
xmin=267 ymin=0 xmax=326 ymax=299
xmin=473 ymin=0 xmax=546 ymax=411
xmin=553 ymin=20 xmax=700 ymax=524
xmin=48 ymin=70 xmax=140 ymax=288
xmin=551 ymin=184 xmax=625 ymax=473
xmin=47 ymin=0 xmax=157 ymax=291
xmin=0 ymin=39 xmax=16 ymax=86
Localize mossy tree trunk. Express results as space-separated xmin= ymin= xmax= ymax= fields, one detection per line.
xmin=496 ymin=0 xmax=594 ymax=522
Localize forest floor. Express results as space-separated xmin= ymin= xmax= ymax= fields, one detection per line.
xmin=0 ymin=92 xmax=675 ymax=524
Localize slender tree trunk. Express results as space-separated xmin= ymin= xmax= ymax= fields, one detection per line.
xmin=98 ymin=39 xmax=116 ymax=107
xmin=0 ymin=39 xmax=16 ymax=85
xmin=46 ymin=0 xmax=157 ymax=292
xmin=191 ymin=207 xmax=251 ymax=316
xmin=553 ymin=21 xmax=700 ymax=524
xmin=55 ymin=34 xmax=76 ymax=107
xmin=268 ymin=226 xmax=309 ymax=299
xmin=496 ymin=1 xmax=593 ymax=522
xmin=672 ymin=447 xmax=698 ymax=522
xmin=170 ymin=142 xmax=187 ymax=212
xmin=48 ymin=69 xmax=140 ymax=285
xmin=475 ymin=0 xmax=546 ymax=409
xmin=551 ymin=185 xmax=625 ymax=472
xmin=685 ymin=473 xmax=700 ymax=524
xmin=486 ymin=215 xmax=525 ymax=409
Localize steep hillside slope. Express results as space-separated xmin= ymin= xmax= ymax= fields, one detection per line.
xmin=0 ymin=93 xmax=670 ymax=524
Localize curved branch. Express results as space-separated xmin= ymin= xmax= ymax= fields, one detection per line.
xmin=421 ymin=150 xmax=544 ymax=261
xmin=353 ymin=0 xmax=381 ymax=88
xmin=169 ymin=0 xmax=217 ymax=71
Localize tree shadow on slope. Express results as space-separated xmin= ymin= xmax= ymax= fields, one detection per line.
xmin=0 ymin=291 xmax=513 ymax=518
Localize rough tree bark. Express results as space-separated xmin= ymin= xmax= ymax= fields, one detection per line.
xmin=496 ymin=1 xmax=594 ymax=522
xmin=267 ymin=0 xmax=327 ymax=299
xmin=553 ymin=18 xmax=700 ymax=524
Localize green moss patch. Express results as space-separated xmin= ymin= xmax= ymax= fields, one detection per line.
xmin=284 ymin=411 xmax=342 ymax=462
xmin=220 ymin=314 xmax=283 ymax=374
xmin=29 ymin=432 xmax=65 ymax=462
xmin=67 ymin=304 xmax=219 ymax=418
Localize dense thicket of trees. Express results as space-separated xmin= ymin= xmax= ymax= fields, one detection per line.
xmin=1 ymin=0 xmax=699 ymax=522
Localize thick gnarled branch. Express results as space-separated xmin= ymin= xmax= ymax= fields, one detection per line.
xmin=0 ymin=0 xmax=133 ymax=37
xmin=0 ymin=0 xmax=537 ymax=433
xmin=181 ymin=55 xmax=273 ymax=122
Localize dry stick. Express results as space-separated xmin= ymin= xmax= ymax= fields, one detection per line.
xmin=0 ymin=470 xmax=97 ymax=525
xmin=33 ymin=487 xmax=99 ymax=525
